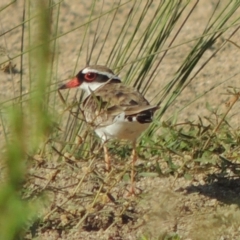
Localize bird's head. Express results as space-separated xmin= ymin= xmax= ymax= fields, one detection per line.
xmin=59 ymin=65 xmax=121 ymax=95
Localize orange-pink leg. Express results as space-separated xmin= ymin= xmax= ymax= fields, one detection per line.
xmin=103 ymin=144 xmax=111 ymax=171
xmin=130 ymin=141 xmax=137 ymax=195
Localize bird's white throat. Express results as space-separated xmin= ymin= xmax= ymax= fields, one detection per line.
xmin=80 ymin=81 xmax=106 ymax=95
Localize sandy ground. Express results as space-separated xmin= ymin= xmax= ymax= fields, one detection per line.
xmin=1 ymin=0 xmax=240 ymax=239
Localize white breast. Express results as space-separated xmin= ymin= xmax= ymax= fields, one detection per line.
xmin=94 ymin=113 xmax=150 ymax=142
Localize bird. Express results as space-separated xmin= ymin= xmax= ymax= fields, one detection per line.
xmin=59 ymin=65 xmax=158 ymax=194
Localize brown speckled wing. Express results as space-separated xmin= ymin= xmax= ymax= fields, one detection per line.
xmin=82 ymin=82 xmax=158 ymax=127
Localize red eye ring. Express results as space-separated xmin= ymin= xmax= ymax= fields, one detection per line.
xmin=84 ymin=72 xmax=97 ymax=81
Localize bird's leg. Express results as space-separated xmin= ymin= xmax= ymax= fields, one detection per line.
xmin=130 ymin=140 xmax=137 ymax=195
xmin=103 ymin=144 xmax=111 ymax=171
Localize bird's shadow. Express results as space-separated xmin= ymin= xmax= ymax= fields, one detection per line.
xmin=182 ymin=174 xmax=240 ymax=206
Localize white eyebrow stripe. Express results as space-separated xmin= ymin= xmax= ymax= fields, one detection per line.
xmin=82 ymin=68 xmax=121 ymax=80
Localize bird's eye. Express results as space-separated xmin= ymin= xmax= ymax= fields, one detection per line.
xmin=84 ymin=72 xmax=97 ymax=81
